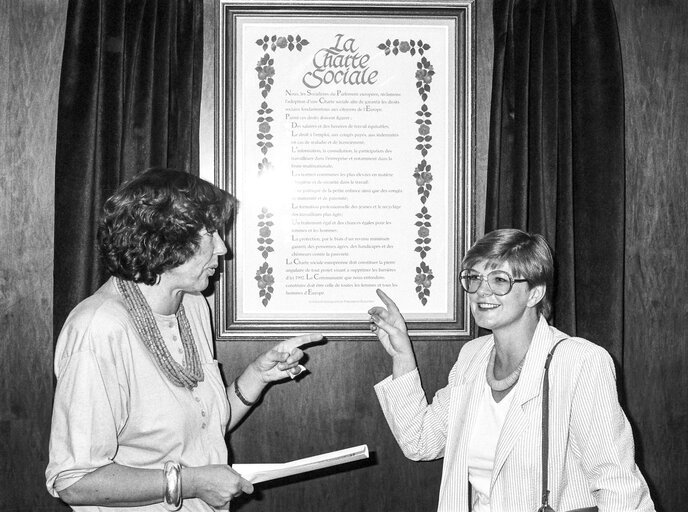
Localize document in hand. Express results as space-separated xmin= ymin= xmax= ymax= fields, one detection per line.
xmin=233 ymin=444 xmax=369 ymax=484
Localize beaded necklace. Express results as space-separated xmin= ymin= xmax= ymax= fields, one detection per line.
xmin=115 ymin=277 xmax=204 ymax=389
xmin=486 ymin=346 xmax=525 ymax=391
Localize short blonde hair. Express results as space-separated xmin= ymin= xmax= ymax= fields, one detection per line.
xmin=462 ymin=229 xmax=554 ymax=319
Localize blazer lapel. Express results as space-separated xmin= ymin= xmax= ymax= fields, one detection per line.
xmin=490 ymin=317 xmax=561 ymax=491
xmin=455 ymin=338 xmax=494 ymax=445
xmin=438 ymin=339 xmax=493 ymax=509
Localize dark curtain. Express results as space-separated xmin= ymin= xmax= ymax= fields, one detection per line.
xmin=486 ymin=0 xmax=625 ymax=360
xmin=54 ymin=0 xmax=204 ymax=337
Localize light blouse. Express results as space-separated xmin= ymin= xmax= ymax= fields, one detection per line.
xmin=467 ymin=382 xmax=516 ymax=512
xmin=46 ymin=278 xmax=230 ymax=511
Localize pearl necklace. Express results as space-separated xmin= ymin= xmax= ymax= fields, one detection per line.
xmin=486 ymin=346 xmax=525 ymax=391
xmin=115 ymin=277 xmax=204 ymax=389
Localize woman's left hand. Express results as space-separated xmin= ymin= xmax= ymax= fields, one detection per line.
xmin=252 ymin=333 xmax=323 ymax=383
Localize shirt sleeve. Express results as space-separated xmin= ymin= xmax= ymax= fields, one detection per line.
xmin=374 ymin=366 xmax=457 ymax=461
xmin=569 ymin=347 xmax=655 ymax=511
xmin=46 ymin=330 xmax=129 ymax=496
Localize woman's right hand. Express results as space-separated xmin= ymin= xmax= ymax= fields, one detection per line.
xmin=183 ymin=464 xmax=254 ymax=509
xmin=368 ymin=289 xmax=417 ymax=376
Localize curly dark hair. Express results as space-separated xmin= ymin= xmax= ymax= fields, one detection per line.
xmin=97 ymin=168 xmax=236 ymax=285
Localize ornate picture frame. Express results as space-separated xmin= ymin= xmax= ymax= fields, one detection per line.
xmin=215 ymin=0 xmax=475 ymax=341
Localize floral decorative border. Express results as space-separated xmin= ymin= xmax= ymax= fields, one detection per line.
xmin=255 ymin=208 xmax=275 ymax=306
xmin=255 ymin=100 xmax=274 ymax=158
xmin=379 ymin=38 xmax=435 ymax=306
xmin=252 ymin=35 xmax=310 ymax=306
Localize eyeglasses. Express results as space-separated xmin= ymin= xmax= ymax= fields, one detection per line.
xmin=459 ymin=269 xmax=528 ymax=296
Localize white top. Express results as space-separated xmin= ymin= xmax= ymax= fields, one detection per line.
xmin=467 ymin=382 xmax=516 ymax=512
xmin=46 ymin=278 xmax=230 ymax=511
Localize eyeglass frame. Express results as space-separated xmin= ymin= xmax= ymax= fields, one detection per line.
xmin=459 ymin=268 xmax=529 ymax=296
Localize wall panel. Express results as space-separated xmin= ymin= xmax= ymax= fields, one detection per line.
xmin=218 ymin=340 xmax=460 ymax=511
xmin=0 ymin=0 xmax=67 ymax=510
xmin=616 ymin=1 xmax=688 ymax=510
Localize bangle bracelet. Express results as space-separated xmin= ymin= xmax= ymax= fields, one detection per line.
xmin=162 ymin=461 xmax=182 ymax=511
xmin=234 ymin=378 xmax=257 ymax=407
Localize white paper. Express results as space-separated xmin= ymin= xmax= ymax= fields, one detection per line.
xmin=232 ymin=18 xmax=459 ymax=321
xmin=233 ymin=444 xmax=369 ymax=484
xmin=289 ymin=364 xmax=307 ymax=379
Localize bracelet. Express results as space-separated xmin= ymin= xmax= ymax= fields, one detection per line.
xmin=234 ymin=378 xmax=257 ymax=407
xmin=162 ymin=461 xmax=182 ymax=511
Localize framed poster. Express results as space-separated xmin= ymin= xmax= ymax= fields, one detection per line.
xmin=215 ymin=0 xmax=475 ymax=341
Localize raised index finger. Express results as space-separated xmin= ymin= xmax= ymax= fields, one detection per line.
xmin=277 ymin=332 xmax=324 ymax=353
xmin=375 ymin=289 xmax=401 ymax=315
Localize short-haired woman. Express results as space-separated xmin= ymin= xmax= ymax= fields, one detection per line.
xmin=46 ymin=168 xmax=322 ymax=511
xmin=369 ymin=228 xmax=654 ymax=511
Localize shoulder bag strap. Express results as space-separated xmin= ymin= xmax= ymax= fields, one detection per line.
xmin=538 ymin=339 xmax=567 ymax=512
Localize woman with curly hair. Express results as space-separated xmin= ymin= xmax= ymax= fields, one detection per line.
xmin=46 ymin=168 xmax=322 ymax=511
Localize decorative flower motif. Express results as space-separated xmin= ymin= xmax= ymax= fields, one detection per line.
xmin=415 ymin=67 xmax=433 ymax=85
xmin=415 ymin=171 xmax=433 ymax=187
xmin=256 ymin=102 xmax=274 ymax=155
xmin=257 ymin=210 xmax=274 ymax=260
xmin=378 ymin=37 xmax=437 ymax=306
xmin=258 ymin=157 xmax=272 ymax=174
xmin=257 ymin=102 xmax=273 ymax=117
xmin=415 ymin=261 xmax=434 ymax=305
xmin=256 ymin=210 xmax=275 ymax=306
xmin=414 ymin=206 xmax=432 ymax=259
xmin=257 ymin=64 xmax=275 ymax=80
xmin=415 ymin=58 xmax=435 ymax=101
xmin=255 ymin=262 xmax=275 ymax=306
xmin=415 ymin=104 xmax=433 ymax=156
xmin=253 ymin=35 xmax=310 ymax=174
xmin=416 ymin=103 xmax=432 ymax=121
xmin=255 ymin=54 xmax=275 ymax=99
xmin=414 ymin=272 xmax=433 ymax=289
xmin=377 ymin=38 xmax=430 ymax=57
xmin=256 ymin=271 xmax=275 ymax=289
xmin=413 ymin=160 xmax=433 ymax=203
xmin=256 ymin=34 xmax=310 ymax=52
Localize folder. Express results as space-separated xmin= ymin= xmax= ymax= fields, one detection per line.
xmin=233 ymin=444 xmax=369 ymax=484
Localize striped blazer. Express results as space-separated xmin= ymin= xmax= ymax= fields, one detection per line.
xmin=375 ymin=317 xmax=655 ymax=511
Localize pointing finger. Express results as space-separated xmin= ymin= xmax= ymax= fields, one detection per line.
xmin=278 ymin=333 xmax=323 ymax=353
xmin=375 ymin=289 xmax=401 ymax=315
